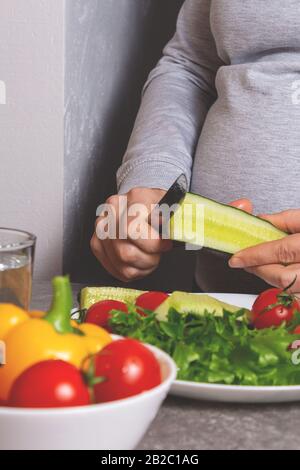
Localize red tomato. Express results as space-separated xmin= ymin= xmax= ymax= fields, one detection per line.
xmin=0 ymin=400 xmax=6 ymax=407
xmin=85 ymin=300 xmax=128 ymax=332
xmin=250 ymin=288 xmax=300 ymax=330
xmin=92 ymin=338 xmax=161 ymax=403
xmin=8 ymin=360 xmax=90 ymax=408
xmin=135 ymin=291 xmax=168 ymax=315
xmin=293 ymin=326 xmax=300 ymax=335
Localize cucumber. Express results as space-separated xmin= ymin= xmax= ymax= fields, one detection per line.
xmin=169 ymin=193 xmax=287 ymax=253
xmin=80 ymin=287 xmax=145 ymax=310
xmin=81 ymin=287 xmax=248 ymax=323
xmin=155 ymin=291 xmax=248 ymax=321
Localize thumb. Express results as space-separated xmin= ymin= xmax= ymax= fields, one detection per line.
xmin=229 ymin=198 xmax=253 ymax=214
xmin=259 ymin=210 xmax=300 ymax=234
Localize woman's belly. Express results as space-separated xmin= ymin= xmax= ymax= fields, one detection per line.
xmin=191 ymin=59 xmax=300 ymax=214
xmin=191 ymin=58 xmax=300 ymax=292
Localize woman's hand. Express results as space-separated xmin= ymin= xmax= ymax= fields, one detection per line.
xmin=90 ymin=188 xmax=172 ymax=283
xmin=229 ymin=210 xmax=300 ymax=292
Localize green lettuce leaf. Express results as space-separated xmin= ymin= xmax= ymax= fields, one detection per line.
xmin=109 ymin=305 xmax=300 ymax=386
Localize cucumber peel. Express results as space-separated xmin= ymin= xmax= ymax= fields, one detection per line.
xmin=169 ymin=193 xmax=287 ymax=253
xmin=155 ymin=291 xmax=249 ymax=321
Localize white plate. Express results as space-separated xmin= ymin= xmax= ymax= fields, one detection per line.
xmin=170 ymin=293 xmax=300 ymax=404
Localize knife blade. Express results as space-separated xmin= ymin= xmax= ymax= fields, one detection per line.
xmin=156 ymin=173 xmax=188 ymax=208
xmin=148 ymin=173 xmax=188 ymax=234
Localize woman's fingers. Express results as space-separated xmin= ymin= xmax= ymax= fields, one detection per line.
xmin=260 ymin=210 xmax=300 ymax=234
xmin=91 ymin=188 xmax=172 ymax=282
xmin=228 ymin=208 xmax=300 ymax=291
xmin=128 ymin=220 xmax=173 ymax=254
xmin=122 ymin=194 xmax=173 ymax=254
xmin=245 ymin=263 xmax=300 ymax=293
xmin=91 ymin=235 xmax=157 ymax=283
xmin=229 ymin=233 xmax=300 ymax=268
xmin=90 ymin=234 xmax=125 ymax=281
xmin=103 ymin=240 xmax=157 ymax=282
xmin=229 ymin=198 xmax=253 ymax=214
xmin=107 ymin=239 xmax=160 ymax=271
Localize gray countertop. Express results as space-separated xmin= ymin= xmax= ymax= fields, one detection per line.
xmin=32 ymin=282 xmax=300 ymax=450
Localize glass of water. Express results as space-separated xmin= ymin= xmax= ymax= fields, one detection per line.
xmin=0 ymin=228 xmax=36 ymax=310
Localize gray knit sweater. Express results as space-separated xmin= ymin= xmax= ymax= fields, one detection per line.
xmin=116 ymin=0 xmax=300 ymax=292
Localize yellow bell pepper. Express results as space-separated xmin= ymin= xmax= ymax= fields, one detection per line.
xmin=0 ymin=304 xmax=29 ymax=341
xmin=0 ymin=276 xmax=111 ymax=401
xmin=29 ymin=310 xmax=45 ymax=319
xmin=78 ymin=323 xmax=112 ymax=355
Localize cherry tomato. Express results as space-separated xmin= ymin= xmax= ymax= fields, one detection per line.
xmin=293 ymin=326 xmax=300 ymax=335
xmin=92 ymin=338 xmax=161 ymax=403
xmin=8 ymin=360 xmax=90 ymax=408
xmin=250 ymin=288 xmax=300 ymax=330
xmin=85 ymin=300 xmax=128 ymax=332
xmin=135 ymin=291 xmax=168 ymax=315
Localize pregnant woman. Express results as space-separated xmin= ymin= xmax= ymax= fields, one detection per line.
xmin=91 ymin=0 xmax=300 ymax=293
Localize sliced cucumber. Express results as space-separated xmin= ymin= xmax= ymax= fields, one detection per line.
xmin=169 ymin=193 xmax=286 ymax=253
xmin=80 ymin=287 xmax=145 ymax=310
xmin=155 ymin=291 xmax=248 ymax=321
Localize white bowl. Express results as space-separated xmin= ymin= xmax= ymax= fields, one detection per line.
xmin=0 ymin=342 xmax=177 ymax=450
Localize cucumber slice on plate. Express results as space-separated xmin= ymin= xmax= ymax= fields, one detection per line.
xmin=169 ymin=193 xmax=287 ymax=254
xmin=80 ymin=287 xmax=144 ymax=310
xmin=155 ymin=291 xmax=247 ymax=321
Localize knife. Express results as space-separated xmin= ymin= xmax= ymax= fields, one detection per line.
xmin=148 ymin=173 xmax=188 ymax=235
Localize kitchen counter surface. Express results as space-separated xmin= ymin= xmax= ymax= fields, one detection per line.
xmin=32 ymin=281 xmax=300 ymax=450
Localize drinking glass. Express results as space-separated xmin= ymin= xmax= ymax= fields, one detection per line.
xmin=0 ymin=228 xmax=36 ymax=309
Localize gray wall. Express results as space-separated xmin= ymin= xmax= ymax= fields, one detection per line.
xmin=0 ymin=0 xmax=64 ymax=280
xmin=64 ymin=0 xmax=195 ymax=291
xmin=1 ymin=0 xmax=194 ymax=289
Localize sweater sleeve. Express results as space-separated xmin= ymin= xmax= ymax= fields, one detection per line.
xmin=117 ymin=0 xmax=223 ymax=194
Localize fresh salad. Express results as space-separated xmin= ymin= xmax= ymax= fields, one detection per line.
xmin=81 ymin=284 xmax=300 ymax=387
xmin=0 ymin=277 xmax=162 ymax=409
xmin=3 ymin=278 xmax=300 ymax=410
